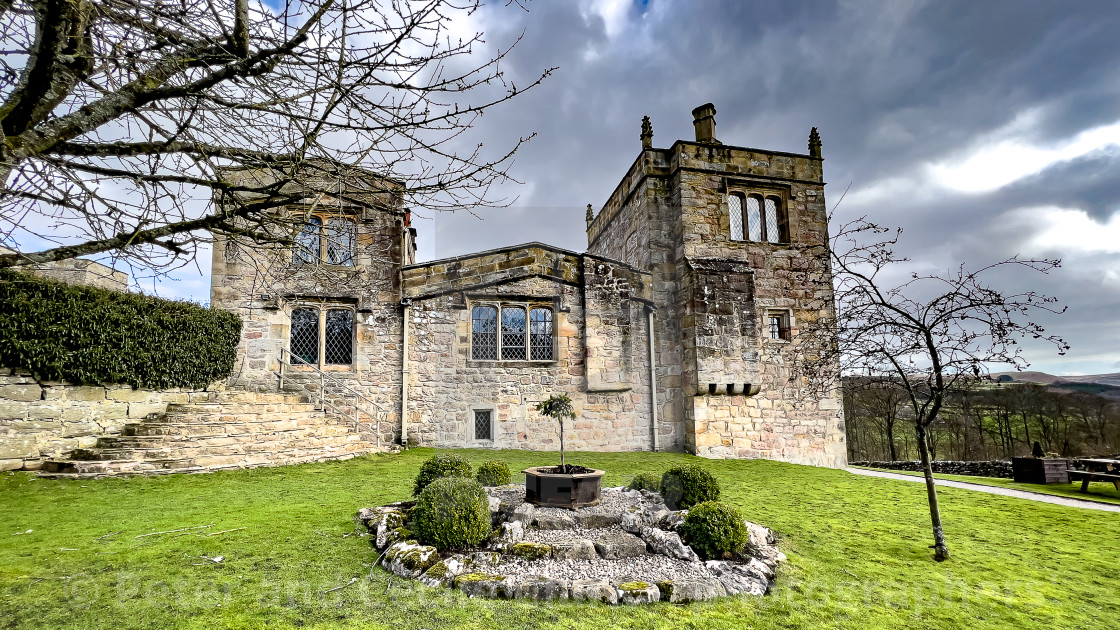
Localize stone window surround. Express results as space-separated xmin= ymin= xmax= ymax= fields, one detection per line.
xmin=726 ymin=184 xmax=791 ymax=244
xmin=287 ymin=301 xmax=357 ymax=372
xmin=470 ymin=405 xmax=496 ymax=444
xmin=291 ymin=207 xmax=358 ymax=267
xmin=765 ymin=308 xmax=793 ymax=343
xmin=468 ymin=300 xmax=557 ymax=364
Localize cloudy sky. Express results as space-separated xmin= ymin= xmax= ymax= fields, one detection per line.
xmin=161 ymin=0 xmax=1120 ymax=376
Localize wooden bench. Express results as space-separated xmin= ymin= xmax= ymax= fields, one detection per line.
xmin=1068 ymin=469 xmax=1120 ymax=492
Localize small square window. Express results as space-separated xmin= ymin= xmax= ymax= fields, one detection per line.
xmin=768 ymin=311 xmax=792 ymax=341
xmin=474 ymin=409 xmax=493 ymax=441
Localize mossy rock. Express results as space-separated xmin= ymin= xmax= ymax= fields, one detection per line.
xmin=508 ymin=542 xmax=551 ymax=561
xmin=383 ymin=541 xmax=439 ymax=578
xmin=618 ymin=581 xmax=651 ymax=592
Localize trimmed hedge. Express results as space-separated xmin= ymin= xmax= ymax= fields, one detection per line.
xmin=678 ymin=501 xmax=748 ymax=560
xmin=412 ymin=477 xmax=491 ymax=550
xmin=0 ymin=268 xmax=241 ymax=389
xmin=660 ymin=463 xmax=721 ymax=510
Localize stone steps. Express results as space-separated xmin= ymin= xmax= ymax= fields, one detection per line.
xmin=42 ymin=443 xmax=367 ymax=476
xmin=122 ymin=416 xmax=345 ymax=437
xmin=40 ymin=387 xmax=379 ymax=478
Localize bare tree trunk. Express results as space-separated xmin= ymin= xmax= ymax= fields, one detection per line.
xmin=886 ymin=420 xmax=898 ymax=461
xmin=916 ymin=423 xmax=949 ymax=561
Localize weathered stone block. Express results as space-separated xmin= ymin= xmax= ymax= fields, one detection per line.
xmin=594 ymin=532 xmax=648 ymax=559
xmin=454 ymin=573 xmax=515 ymax=599
xmin=570 ymin=578 xmax=618 ymax=605
xmin=0 ymin=384 xmax=42 ymax=402
xmin=514 ymin=577 xmax=569 ymax=601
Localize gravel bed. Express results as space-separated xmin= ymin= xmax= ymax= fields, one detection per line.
xmin=521 ymin=525 xmax=627 ymax=544
xmin=490 ymin=485 xmax=667 ymax=519
xmin=497 ymin=553 xmax=717 ymax=583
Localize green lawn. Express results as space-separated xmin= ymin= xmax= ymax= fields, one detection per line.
xmin=1 ymin=449 xmax=1117 ymax=630
xmin=855 ymin=466 xmax=1120 ymax=506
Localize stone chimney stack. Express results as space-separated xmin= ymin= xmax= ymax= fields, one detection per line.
xmin=692 ymin=103 xmax=719 ymax=144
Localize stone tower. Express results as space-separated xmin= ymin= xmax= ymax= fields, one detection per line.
xmin=586 ymin=105 xmax=845 ymax=467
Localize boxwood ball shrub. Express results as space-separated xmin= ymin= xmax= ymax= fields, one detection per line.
xmin=626 ymin=472 xmax=662 ymax=492
xmin=475 ymin=460 xmax=511 ymax=487
xmin=412 ymin=477 xmax=491 ymax=550
xmin=660 ymin=463 xmax=721 ymax=509
xmin=678 ymin=501 xmax=748 ymax=560
xmin=412 ymin=454 xmax=473 ymax=496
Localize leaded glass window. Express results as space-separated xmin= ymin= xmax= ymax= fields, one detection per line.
xmin=324 ymin=309 xmax=353 ymax=365
xmin=325 ymin=219 xmax=355 ymax=266
xmin=472 ymin=306 xmax=498 ymax=360
xmin=501 ymin=306 xmax=527 ymax=360
xmin=529 ymin=308 xmax=553 ymax=360
xmin=764 ymin=197 xmax=780 ymax=243
xmin=290 ymin=308 xmax=319 ymax=365
xmin=729 ymin=194 xmax=744 ymax=241
xmin=474 ymin=409 xmax=493 ymax=440
xmin=294 ymin=217 xmax=322 ymax=264
xmin=746 ymin=196 xmax=762 ymax=242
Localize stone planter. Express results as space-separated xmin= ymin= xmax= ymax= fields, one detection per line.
xmin=523 ymin=466 xmax=604 ymax=508
xmin=1011 ymin=457 xmax=1070 ymax=484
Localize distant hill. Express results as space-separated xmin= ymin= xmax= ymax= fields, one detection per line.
xmin=992 ymin=371 xmax=1120 ymax=402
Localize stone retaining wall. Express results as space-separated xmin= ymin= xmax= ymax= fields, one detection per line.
xmin=0 ymin=370 xmax=205 ymax=471
xmin=851 ymin=460 xmax=1013 ymax=478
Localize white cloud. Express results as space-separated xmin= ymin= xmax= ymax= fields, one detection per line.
xmin=1014 ymin=206 xmax=1120 ymax=256
xmin=928 ymin=111 xmax=1120 ymax=194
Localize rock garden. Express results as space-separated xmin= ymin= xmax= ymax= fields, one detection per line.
xmin=356 ymin=454 xmax=785 ymax=604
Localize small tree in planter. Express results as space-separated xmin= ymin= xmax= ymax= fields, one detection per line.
xmin=535 ymin=393 xmax=578 ymax=473
xmin=525 ymin=393 xmax=604 ymax=507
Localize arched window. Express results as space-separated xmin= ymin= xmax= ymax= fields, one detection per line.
xmin=471 ymin=305 xmax=498 ymax=360
xmin=529 ymin=308 xmax=553 ymax=360
xmin=471 ymin=303 xmax=554 ymax=362
xmin=729 ymin=194 xmax=744 ymax=241
xmin=290 ymin=308 xmax=319 ymax=365
xmin=324 ymin=309 xmax=354 ymax=364
xmin=728 ymin=191 xmax=788 ymax=244
xmin=289 ymin=306 xmax=354 ymax=368
xmin=746 ymin=195 xmax=762 ymax=242
xmin=293 ymin=215 xmax=355 ymax=265
xmin=294 ymin=217 xmax=322 ymax=264
xmin=501 ymin=306 xmax=527 ymax=360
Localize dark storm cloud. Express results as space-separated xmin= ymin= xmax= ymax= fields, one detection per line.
xmin=142 ymin=0 xmax=1118 ymax=373
xmin=420 ymin=0 xmax=1120 ymax=375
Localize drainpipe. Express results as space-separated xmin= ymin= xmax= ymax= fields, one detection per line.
xmin=400 ymin=298 xmax=412 ymax=445
xmin=647 ymin=306 xmax=659 ymax=452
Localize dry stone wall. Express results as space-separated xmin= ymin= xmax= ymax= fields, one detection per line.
xmin=0 ymin=370 xmax=205 ymax=470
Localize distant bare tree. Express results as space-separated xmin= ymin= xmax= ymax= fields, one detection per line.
xmin=0 ymin=0 xmax=551 ymax=278
xmin=796 ymin=216 xmax=1068 ymax=561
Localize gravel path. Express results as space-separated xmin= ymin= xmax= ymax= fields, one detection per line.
xmin=847 ymin=467 xmax=1120 ymax=513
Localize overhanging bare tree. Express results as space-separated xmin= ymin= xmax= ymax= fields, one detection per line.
xmin=795 ymin=216 xmax=1068 ymax=561
xmin=0 ymin=0 xmax=551 ymax=276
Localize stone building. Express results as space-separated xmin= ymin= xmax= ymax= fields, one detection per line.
xmin=210 ymin=105 xmax=846 ymax=468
